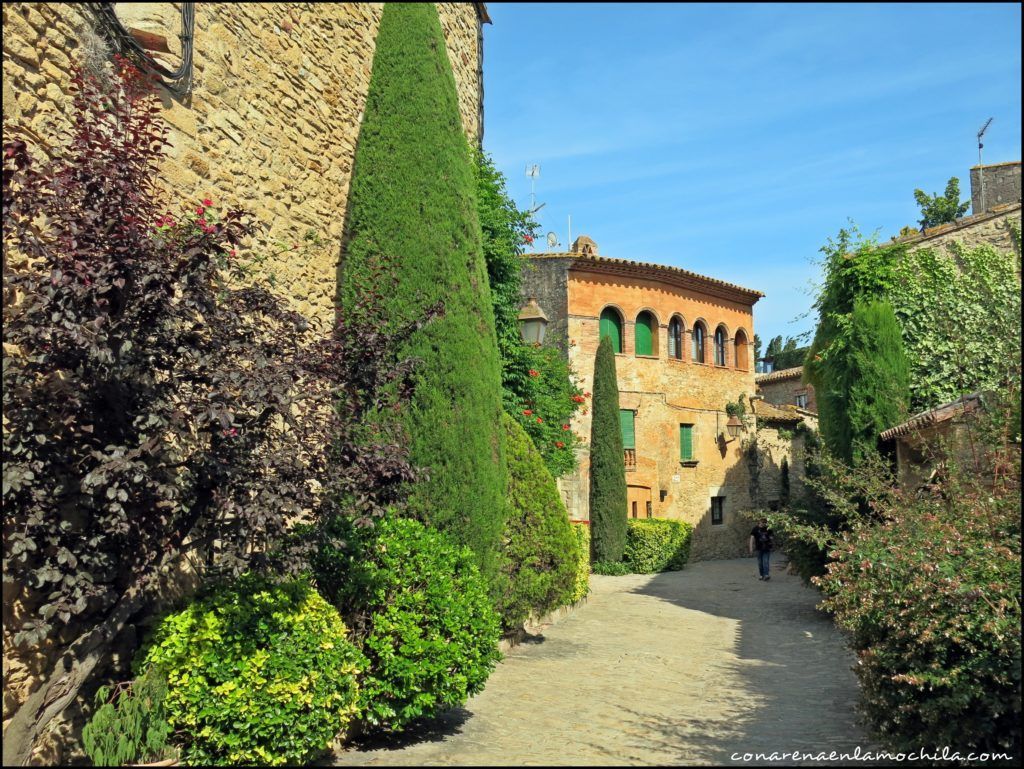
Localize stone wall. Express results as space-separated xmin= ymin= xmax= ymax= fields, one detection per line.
xmin=895 ymin=203 xmax=1021 ymax=259
xmin=970 ymin=161 xmax=1022 ymax=215
xmin=757 ymin=372 xmax=817 ymax=412
xmin=2 ymin=4 xmax=484 ymax=761
xmin=2 ymin=2 xmax=485 ymax=328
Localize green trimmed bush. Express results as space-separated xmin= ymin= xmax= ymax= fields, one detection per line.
xmin=82 ymin=669 xmax=175 ymax=767
xmin=591 ymin=560 xmax=632 ymax=576
xmin=496 ymin=413 xmax=577 ymax=631
xmin=337 ymin=2 xmax=507 ymax=586
xmin=315 ymin=516 xmax=502 ymax=733
xmin=623 ymin=519 xmax=693 ymax=574
xmin=589 ymin=336 xmax=628 ymax=562
xmin=141 ymin=577 xmax=364 ymax=766
xmin=568 ymin=522 xmax=591 ymax=604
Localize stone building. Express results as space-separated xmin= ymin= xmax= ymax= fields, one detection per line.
xmin=880 ymin=392 xmax=984 ymax=492
xmin=2 ymin=2 xmax=490 ymax=329
xmin=970 ymin=160 xmax=1022 ymax=216
xmin=2 ymin=4 xmax=488 ymax=762
xmin=522 ymin=237 xmax=813 ymax=560
xmin=756 ymin=366 xmax=817 ymax=412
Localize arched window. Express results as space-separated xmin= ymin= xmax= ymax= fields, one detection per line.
xmin=714 ymin=326 xmax=728 ymax=366
xmin=599 ymin=307 xmax=623 ymax=353
xmin=668 ymin=317 xmax=684 ymax=360
xmin=635 ymin=311 xmax=657 ymax=356
xmin=734 ymin=329 xmax=749 ymax=371
xmin=692 ymin=321 xmax=706 ymax=364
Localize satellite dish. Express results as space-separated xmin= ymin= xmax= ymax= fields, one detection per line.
xmin=546 ymin=232 xmax=559 ymax=248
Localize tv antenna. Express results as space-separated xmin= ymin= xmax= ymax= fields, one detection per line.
xmin=546 ymin=231 xmax=560 ymax=249
xmin=525 ymin=164 xmax=545 ymax=214
xmin=977 ymin=118 xmax=993 ymax=213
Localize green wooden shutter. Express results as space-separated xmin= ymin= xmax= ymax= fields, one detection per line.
xmin=619 ymin=409 xmax=635 ymax=449
xmin=600 ymin=310 xmax=621 ymax=353
xmin=680 ymin=424 xmax=693 ymax=460
xmin=635 ymin=313 xmax=653 ymax=356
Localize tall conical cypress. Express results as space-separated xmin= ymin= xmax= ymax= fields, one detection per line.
xmin=588 ymin=336 xmax=628 ymax=562
xmin=846 ymin=298 xmax=910 ymax=465
xmin=337 ymin=3 xmax=506 ymax=583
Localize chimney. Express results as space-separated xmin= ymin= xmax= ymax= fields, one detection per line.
xmin=970 ymin=160 xmax=1022 ymax=214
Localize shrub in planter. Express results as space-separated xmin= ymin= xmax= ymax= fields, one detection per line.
xmin=81 ymin=668 xmax=175 ymax=767
xmin=568 ymin=522 xmax=591 ymax=604
xmin=315 ymin=516 xmax=502 ymax=733
xmin=495 ymin=413 xmax=577 ymax=631
xmin=623 ymin=519 xmax=693 ymax=574
xmin=141 ymin=576 xmax=364 ymax=766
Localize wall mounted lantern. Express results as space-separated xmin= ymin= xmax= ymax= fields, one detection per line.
xmin=518 ymin=298 xmax=548 ymax=345
xmin=725 ymin=414 xmax=744 ymax=439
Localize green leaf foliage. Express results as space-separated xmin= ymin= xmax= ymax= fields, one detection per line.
xmin=591 ymin=560 xmax=633 ymax=576
xmin=142 ymin=576 xmax=364 ymax=766
xmin=315 ymin=516 xmax=501 ymax=733
xmin=913 ymin=176 xmax=970 ymax=230
xmin=567 ymin=522 xmax=591 ymax=604
xmin=82 ymin=669 xmax=175 ymax=767
xmin=495 ymin=413 xmax=578 ymax=631
xmin=622 ymin=519 xmax=694 ymax=574
xmin=807 ymin=223 xmax=1020 ymax=465
xmin=477 ymin=152 xmax=585 ymax=478
xmin=588 ymin=336 xmax=628 ymax=563
xmin=337 ymin=2 xmax=507 ymax=585
xmin=816 ymin=398 xmax=1021 ymax=755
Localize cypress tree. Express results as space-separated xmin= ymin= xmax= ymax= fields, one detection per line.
xmin=588 ymin=335 xmax=628 ymax=563
xmin=337 ymin=3 xmax=506 ymax=583
xmin=846 ymin=298 xmax=910 ymax=465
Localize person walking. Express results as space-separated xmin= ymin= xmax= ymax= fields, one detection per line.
xmin=749 ymin=518 xmax=774 ymax=581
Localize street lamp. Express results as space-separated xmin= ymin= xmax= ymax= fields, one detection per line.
xmin=725 ymin=414 xmax=744 ymax=439
xmin=518 ymin=298 xmax=548 ymax=345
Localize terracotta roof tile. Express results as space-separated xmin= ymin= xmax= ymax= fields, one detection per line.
xmin=755 ymin=366 xmax=804 ymax=384
xmin=879 ymin=392 xmax=983 ymax=441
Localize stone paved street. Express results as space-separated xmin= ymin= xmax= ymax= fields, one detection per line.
xmin=331 ymin=554 xmax=874 ymax=766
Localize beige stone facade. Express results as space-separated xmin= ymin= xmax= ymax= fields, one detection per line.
xmin=523 ymin=238 xmax=813 ymax=561
xmin=893 ymin=202 xmax=1021 ymax=258
xmin=2 ymin=4 xmax=487 ymax=760
xmin=756 ymin=366 xmax=817 ymax=412
xmin=2 ymin=2 xmax=487 ymax=328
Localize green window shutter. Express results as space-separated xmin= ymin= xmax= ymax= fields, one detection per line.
xmin=619 ymin=409 xmax=635 ymax=449
xmin=600 ymin=310 xmax=622 ymax=353
xmin=680 ymin=424 xmax=693 ymax=460
xmin=635 ymin=313 xmax=653 ymax=356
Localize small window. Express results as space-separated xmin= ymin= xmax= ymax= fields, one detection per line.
xmin=711 ymin=496 xmax=725 ymax=526
xmin=714 ymin=327 xmax=727 ymax=366
xmin=599 ymin=308 xmax=623 ymax=353
xmin=619 ymin=409 xmax=635 ymax=449
xmin=768 ymin=500 xmax=780 ymax=512
xmin=635 ymin=311 xmax=657 ymax=356
xmin=659 ymin=489 xmax=668 ymax=502
xmin=679 ymin=424 xmax=694 ymax=461
xmin=734 ymin=330 xmax=749 ymax=371
xmin=646 ymin=501 xmax=653 ymax=519
xmin=796 ymin=393 xmax=808 ymax=409
xmin=668 ymin=317 xmax=683 ymax=360
xmin=692 ymin=323 xmax=706 ymax=363
xmin=631 ymin=501 xmax=638 ymax=519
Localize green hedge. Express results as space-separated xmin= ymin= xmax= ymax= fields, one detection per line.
xmin=568 ymin=522 xmax=591 ymax=604
xmin=142 ymin=577 xmax=364 ymax=766
xmin=623 ymin=519 xmax=693 ymax=573
xmin=337 ymin=2 xmax=507 ymax=586
xmin=315 ymin=516 xmax=501 ymax=733
xmin=496 ymin=413 xmax=577 ymax=631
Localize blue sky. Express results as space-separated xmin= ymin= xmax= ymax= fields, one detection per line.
xmin=481 ymin=3 xmax=1022 ymax=347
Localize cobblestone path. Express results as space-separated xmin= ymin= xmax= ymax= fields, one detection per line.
xmin=331 ymin=554 xmax=873 ymax=766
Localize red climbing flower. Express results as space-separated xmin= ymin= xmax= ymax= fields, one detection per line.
xmin=523 ymin=409 xmax=533 ymax=416
xmin=562 ymin=424 xmax=570 ymax=430
xmin=555 ymin=441 xmax=565 ymax=448
xmin=202 ymin=197 xmax=213 ymax=207
xmin=528 ymin=369 xmax=539 ymax=377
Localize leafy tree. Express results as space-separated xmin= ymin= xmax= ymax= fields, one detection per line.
xmin=913 ymin=176 xmax=970 ymax=230
xmin=476 ymin=151 xmax=584 ymax=477
xmin=337 ymin=3 xmax=507 ymax=584
xmin=588 ymin=336 xmax=628 ymax=563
